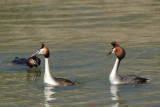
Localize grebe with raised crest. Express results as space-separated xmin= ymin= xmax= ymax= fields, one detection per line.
xmin=31 ymin=43 xmax=74 ymax=86
xmin=108 ymin=41 xmax=150 ymax=84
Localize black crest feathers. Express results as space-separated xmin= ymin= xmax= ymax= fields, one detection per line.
xmin=111 ymin=41 xmax=119 ymax=47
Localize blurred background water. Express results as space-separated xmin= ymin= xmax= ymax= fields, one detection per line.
xmin=0 ymin=0 xmax=160 ymax=106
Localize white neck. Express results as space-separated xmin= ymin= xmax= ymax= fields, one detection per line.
xmin=109 ymin=58 xmax=120 ymax=84
xmin=44 ymin=58 xmax=58 ymax=86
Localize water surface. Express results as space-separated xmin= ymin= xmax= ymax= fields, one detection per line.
xmin=0 ymin=0 xmax=160 ymax=106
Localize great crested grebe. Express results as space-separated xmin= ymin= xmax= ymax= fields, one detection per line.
xmin=12 ymin=56 xmax=41 ymax=68
xmin=27 ymin=56 xmax=41 ymax=68
xmin=12 ymin=57 xmax=27 ymax=65
xmin=31 ymin=43 xmax=74 ymax=86
xmin=108 ymin=41 xmax=150 ymax=84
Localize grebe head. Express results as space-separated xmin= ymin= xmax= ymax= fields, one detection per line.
xmin=27 ymin=55 xmax=41 ymax=68
xmin=108 ymin=41 xmax=126 ymax=60
xmin=31 ymin=43 xmax=50 ymax=58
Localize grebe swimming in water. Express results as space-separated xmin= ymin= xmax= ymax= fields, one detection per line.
xmin=27 ymin=56 xmax=41 ymax=68
xmin=108 ymin=41 xmax=150 ymax=84
xmin=12 ymin=56 xmax=41 ymax=68
xmin=31 ymin=43 xmax=74 ymax=86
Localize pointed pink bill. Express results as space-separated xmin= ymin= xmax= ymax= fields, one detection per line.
xmin=107 ymin=48 xmax=114 ymax=56
xmin=30 ymin=50 xmax=40 ymax=57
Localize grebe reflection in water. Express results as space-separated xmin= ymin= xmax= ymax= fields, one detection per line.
xmin=26 ymin=68 xmax=41 ymax=81
xmin=44 ymin=85 xmax=56 ymax=107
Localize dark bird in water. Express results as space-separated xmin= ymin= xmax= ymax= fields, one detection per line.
xmin=12 ymin=56 xmax=41 ymax=68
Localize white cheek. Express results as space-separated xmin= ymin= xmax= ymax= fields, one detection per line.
xmin=32 ymin=59 xmax=36 ymax=65
xmin=38 ymin=49 xmax=44 ymax=54
xmin=112 ymin=48 xmax=115 ymax=54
